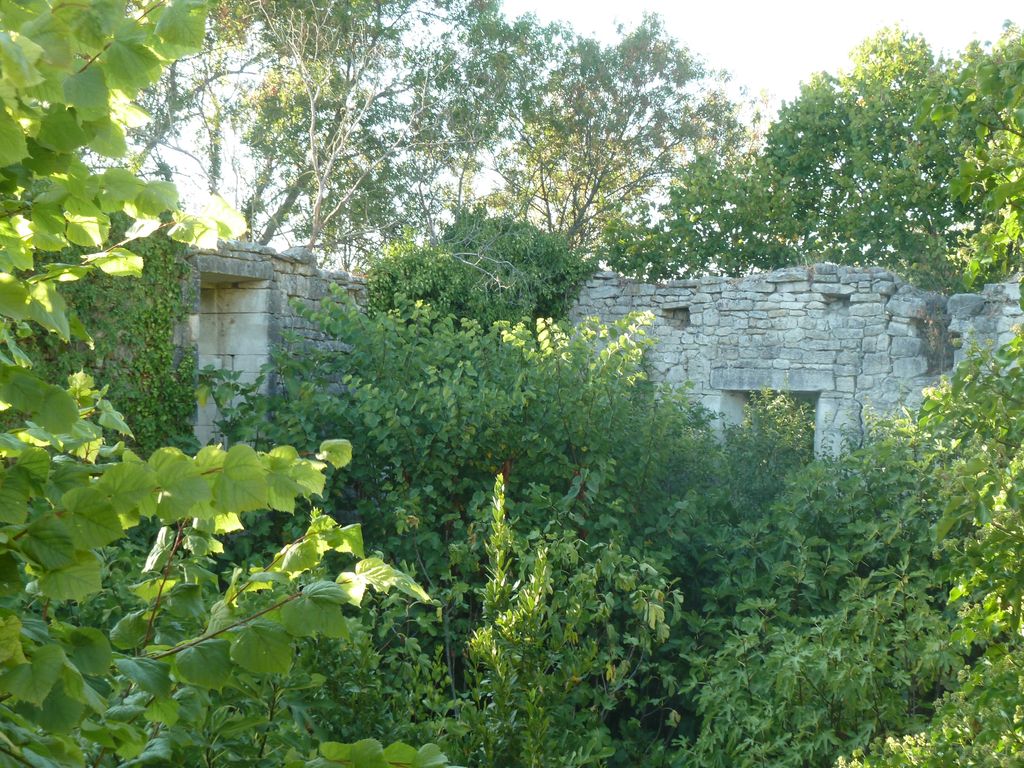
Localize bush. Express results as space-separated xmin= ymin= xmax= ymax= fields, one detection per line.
xmin=367 ymin=210 xmax=595 ymax=326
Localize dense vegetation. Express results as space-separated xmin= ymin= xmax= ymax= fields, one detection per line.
xmin=2 ymin=1 xmax=1024 ymax=768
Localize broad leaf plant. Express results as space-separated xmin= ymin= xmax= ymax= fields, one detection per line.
xmin=0 ymin=2 xmax=447 ymax=766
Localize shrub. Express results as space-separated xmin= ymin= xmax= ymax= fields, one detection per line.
xmin=367 ymin=210 xmax=595 ymax=326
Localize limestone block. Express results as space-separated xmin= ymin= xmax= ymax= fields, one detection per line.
xmin=892 ymin=357 xmax=928 ymax=378
xmin=861 ymin=354 xmax=889 ymax=375
xmin=886 ymin=295 xmax=928 ymax=318
xmin=890 ymin=336 xmax=924 ymax=356
xmin=947 ymin=293 xmax=987 ymax=318
xmin=196 ymin=253 xmax=274 ymax=283
xmin=767 ymin=267 xmax=810 ymax=283
xmin=836 ymin=376 xmax=856 ymax=392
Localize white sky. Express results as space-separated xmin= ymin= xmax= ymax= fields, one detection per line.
xmin=501 ymin=0 xmax=1019 ymax=104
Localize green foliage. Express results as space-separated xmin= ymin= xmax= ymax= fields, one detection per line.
xmin=490 ymin=13 xmax=738 ymax=252
xmin=457 ymin=478 xmax=679 ymax=767
xmin=722 ymin=390 xmax=816 ymax=509
xmin=934 ymin=25 xmax=1024 ymax=286
xmin=605 ymin=28 xmax=984 ymax=289
xmin=838 ymin=26 xmax=1024 ymax=767
xmin=675 ymin=424 xmax=962 ymax=766
xmin=27 ymin=217 xmax=195 ymax=455
xmin=207 ymin=295 xmax=723 ymax=764
xmin=366 ymin=210 xmax=593 ymax=327
xmin=0 ymin=2 xmax=450 ymax=766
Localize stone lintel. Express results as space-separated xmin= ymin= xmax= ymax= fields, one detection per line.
xmin=710 ymin=366 xmax=834 ymax=393
xmin=195 ymin=253 xmax=273 ymax=283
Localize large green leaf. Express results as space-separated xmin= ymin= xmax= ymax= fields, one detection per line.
xmin=0 ymin=108 xmax=28 ymax=167
xmin=114 ymin=657 xmax=172 ymax=697
xmin=63 ymin=67 xmax=108 ymax=120
xmin=0 ymin=644 xmax=65 ymax=705
xmin=148 ymin=447 xmax=211 ymax=521
xmin=96 ymin=458 xmax=156 ymax=517
xmin=64 ymin=486 xmax=123 ymax=548
xmin=355 ymin=558 xmax=431 ymax=603
xmin=65 ymin=627 xmax=112 ymax=676
xmin=154 ymin=0 xmax=207 ymax=54
xmin=317 ymin=439 xmax=353 ymax=469
xmin=175 ymin=639 xmax=231 ymax=689
xmin=0 ymin=614 xmax=25 ymax=665
xmin=280 ymin=581 xmax=349 ymax=638
xmin=229 ymin=620 xmax=292 ymax=675
xmin=319 ymin=739 xmax=388 ymax=768
xmin=103 ymin=40 xmax=161 ymax=92
xmin=21 ymin=514 xmax=75 ymax=570
xmin=38 ymin=551 xmax=103 ymax=601
xmin=214 ymin=444 xmax=268 ymax=513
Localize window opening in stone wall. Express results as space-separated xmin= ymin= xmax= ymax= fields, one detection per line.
xmin=910 ymin=316 xmax=953 ymax=375
xmin=720 ymin=389 xmax=818 ymax=456
xmin=822 ymin=292 xmax=852 ymax=310
xmin=664 ymin=304 xmax=691 ymax=330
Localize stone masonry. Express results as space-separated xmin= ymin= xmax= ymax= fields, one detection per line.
xmin=571 ymin=264 xmax=1018 ymax=455
xmin=184 ymin=241 xmax=365 ymax=444
xmin=185 ymin=242 xmax=1022 ymax=454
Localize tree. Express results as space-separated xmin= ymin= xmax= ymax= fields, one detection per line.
xmin=0 ymin=2 xmax=447 ymax=765
xmin=232 ymin=0 xmax=535 ymax=269
xmin=606 ymin=28 xmax=987 ymax=288
xmin=366 ymin=209 xmax=594 ymax=326
xmin=491 ymin=14 xmax=737 ymax=253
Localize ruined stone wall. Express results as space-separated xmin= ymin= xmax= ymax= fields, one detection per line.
xmin=571 ymin=264 xmax=957 ymax=455
xmin=184 ymin=241 xmax=365 ymax=444
xmin=183 ymin=241 xmax=1023 ymax=453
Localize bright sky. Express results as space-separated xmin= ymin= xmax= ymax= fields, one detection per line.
xmin=501 ymin=0 xmax=1019 ymax=104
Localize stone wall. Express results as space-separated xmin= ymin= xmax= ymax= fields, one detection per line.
xmin=184 ymin=241 xmax=365 ymax=444
xmin=571 ymin=264 xmax=994 ymax=455
xmin=183 ymin=241 xmax=1023 ymax=454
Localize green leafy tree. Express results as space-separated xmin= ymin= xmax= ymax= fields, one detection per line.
xmin=0 ymin=2 xmax=449 ymax=765
xmin=366 ymin=210 xmax=594 ymax=327
xmin=606 ymin=29 xmax=985 ymax=288
xmin=492 ymin=14 xmax=736 ymax=253
xmin=937 ymin=25 xmax=1024 ymax=285
xmin=840 ymin=25 xmax=1024 ymax=768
